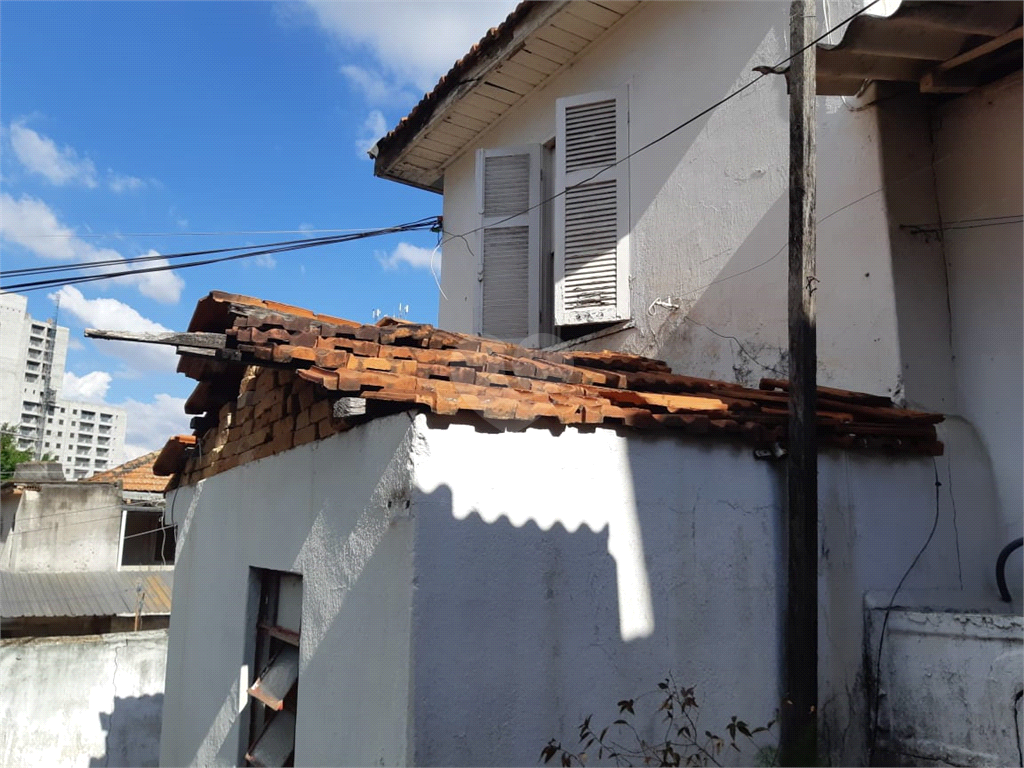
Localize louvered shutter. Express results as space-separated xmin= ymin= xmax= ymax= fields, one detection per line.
xmin=554 ymin=86 xmax=630 ymax=326
xmin=476 ymin=146 xmax=542 ymax=341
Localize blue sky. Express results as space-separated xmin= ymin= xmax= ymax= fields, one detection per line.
xmin=1 ymin=0 xmax=516 ymax=459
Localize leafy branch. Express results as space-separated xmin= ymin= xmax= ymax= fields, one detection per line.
xmin=540 ymin=676 xmax=776 ymax=767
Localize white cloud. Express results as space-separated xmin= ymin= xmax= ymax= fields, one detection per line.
xmin=376 ymin=241 xmax=438 ymax=270
xmin=356 ymin=110 xmax=388 ymax=157
xmin=251 ymin=253 xmax=277 ymax=269
xmin=61 ymin=370 xmax=113 ymax=403
xmin=119 ymin=393 xmax=191 ymax=461
xmin=108 ymin=172 xmax=146 ymax=193
xmin=340 ymin=64 xmax=414 ymax=106
xmin=50 ymin=286 xmax=179 ymax=373
xmin=1 ymin=193 xmax=184 ymax=303
xmin=298 ymin=1 xmax=517 ymax=96
xmin=9 ymin=121 xmax=98 ymax=187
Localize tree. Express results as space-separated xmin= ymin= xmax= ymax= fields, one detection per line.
xmin=1 ymin=425 xmax=34 ymax=482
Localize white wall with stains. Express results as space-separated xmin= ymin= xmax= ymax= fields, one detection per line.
xmin=159 ymin=414 xmax=417 ymax=768
xmin=159 ymin=409 xmax=1008 ymax=766
xmin=868 ymin=601 xmax=1023 ymax=766
xmin=930 ymin=71 xmax=1023 ymax=538
xmin=0 ymin=629 xmax=167 ymax=767
xmin=0 ymin=483 xmax=123 ymax=572
xmin=439 ymin=1 xmax=908 ymax=397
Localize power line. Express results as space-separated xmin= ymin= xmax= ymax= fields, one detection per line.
xmin=446 ymin=0 xmax=884 ymax=247
xmin=10 ymin=227 xmax=399 ymax=239
xmin=1 ymin=217 xmax=440 ymax=293
xmin=2 ymin=218 xmax=439 ymax=279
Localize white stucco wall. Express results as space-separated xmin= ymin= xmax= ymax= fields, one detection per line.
xmin=0 ymin=483 xmax=123 ymax=572
xmin=930 ymin=71 xmax=1023 ymax=537
xmin=158 ymin=408 xmax=1006 ymax=767
xmin=868 ymin=601 xmax=1023 ymax=766
xmin=0 ymin=629 xmax=167 ymax=768
xmin=410 ymin=414 xmax=1002 ymax=766
xmin=439 ymin=1 xmax=908 ymax=398
xmin=159 ymin=414 xmax=417 ymax=768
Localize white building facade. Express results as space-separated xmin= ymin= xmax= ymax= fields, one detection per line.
xmin=0 ymin=293 xmax=126 ymax=479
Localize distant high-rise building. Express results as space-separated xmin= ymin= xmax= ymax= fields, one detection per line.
xmin=0 ymin=293 xmax=126 ymax=479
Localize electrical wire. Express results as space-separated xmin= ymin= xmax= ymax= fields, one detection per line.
xmin=443 ymin=0 xmax=884 ymax=248
xmin=2 ymin=218 xmax=439 ymax=279
xmin=13 ymin=227 xmax=399 ymax=239
xmin=867 ymin=459 xmax=944 ymax=764
xmin=1 ymin=218 xmax=440 ymax=294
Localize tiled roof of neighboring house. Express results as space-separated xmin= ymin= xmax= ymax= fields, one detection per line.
xmin=140 ymin=291 xmax=943 ymax=487
xmin=0 ymin=570 xmax=173 ymax=618
xmin=83 ymin=450 xmax=169 ymax=493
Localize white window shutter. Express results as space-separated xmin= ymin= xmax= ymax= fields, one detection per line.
xmin=476 ymin=145 xmax=542 ymax=342
xmin=554 ymin=86 xmax=630 ymax=326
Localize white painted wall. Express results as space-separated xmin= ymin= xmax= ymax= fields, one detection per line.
xmin=0 ymin=483 xmax=123 ymax=571
xmin=159 ymin=414 xmax=417 ymax=767
xmin=411 ymin=414 xmax=1002 ymax=766
xmin=930 ymin=71 xmax=1023 ymax=538
xmin=161 ymin=410 xmax=1004 ymax=766
xmin=439 ymin=2 xmax=907 ymax=398
xmin=0 ymin=629 xmax=167 ymax=768
xmin=867 ymin=600 xmax=1023 ymax=766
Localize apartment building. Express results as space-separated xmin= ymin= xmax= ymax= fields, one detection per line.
xmin=0 ymin=293 xmax=126 ymax=479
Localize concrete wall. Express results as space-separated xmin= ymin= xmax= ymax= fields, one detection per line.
xmin=0 ymin=293 xmax=29 ymax=428
xmin=160 ymin=410 xmax=1004 ymax=766
xmin=0 ymin=629 xmax=167 ymax=768
xmin=411 ymin=414 xmax=1002 ymax=766
xmin=0 ymin=482 xmax=123 ymax=571
xmin=159 ymin=414 xmax=417 ymax=767
xmin=868 ymin=600 xmax=1023 ymax=766
xmin=930 ymin=71 xmax=1023 ymax=538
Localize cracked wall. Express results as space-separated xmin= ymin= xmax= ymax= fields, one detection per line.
xmin=0 ymin=629 xmax=167 ymax=767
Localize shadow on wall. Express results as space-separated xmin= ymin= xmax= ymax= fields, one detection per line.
xmin=411 ymin=433 xmax=786 ymax=768
xmin=89 ymin=693 xmax=163 ymax=768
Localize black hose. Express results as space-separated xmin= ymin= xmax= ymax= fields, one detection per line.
xmin=996 ymin=537 xmax=1023 ymax=602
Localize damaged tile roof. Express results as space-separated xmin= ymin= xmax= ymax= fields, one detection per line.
xmin=84 ymin=450 xmax=168 ymax=493
xmin=131 ymin=291 xmax=946 ymax=487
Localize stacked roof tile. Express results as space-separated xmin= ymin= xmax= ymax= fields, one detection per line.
xmin=152 ymin=291 xmax=943 ymax=486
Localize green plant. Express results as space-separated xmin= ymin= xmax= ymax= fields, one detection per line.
xmin=1 ymin=426 xmax=33 ymax=482
xmin=540 ymin=676 xmax=775 ymax=767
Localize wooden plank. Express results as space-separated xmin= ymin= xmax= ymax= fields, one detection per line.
xmin=508 ymin=49 xmax=561 ymax=75
xmin=522 ymin=37 xmax=577 ymax=64
xmin=759 ymin=377 xmax=894 ymax=408
xmin=534 ymin=25 xmax=590 ymax=54
xmin=551 ymin=8 xmax=608 ymax=38
xmin=493 ymin=59 xmax=549 ymax=85
xmin=85 ymin=328 xmax=227 ymax=348
xmin=564 ymin=2 xmax=623 ymax=27
xmin=260 ymin=624 xmax=301 ymax=647
xmin=474 ymin=82 xmax=521 ymax=106
xmin=482 ymin=69 xmax=537 ymax=94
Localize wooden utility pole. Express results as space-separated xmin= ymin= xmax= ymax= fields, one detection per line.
xmin=780 ymin=0 xmax=818 ymax=765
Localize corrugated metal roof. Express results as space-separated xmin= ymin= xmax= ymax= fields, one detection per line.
xmin=0 ymin=570 xmax=173 ymax=618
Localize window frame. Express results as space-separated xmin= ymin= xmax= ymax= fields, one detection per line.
xmin=244 ymin=569 xmax=302 ymax=768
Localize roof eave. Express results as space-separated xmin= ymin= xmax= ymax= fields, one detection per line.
xmin=373 ymin=0 xmax=570 ymax=191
